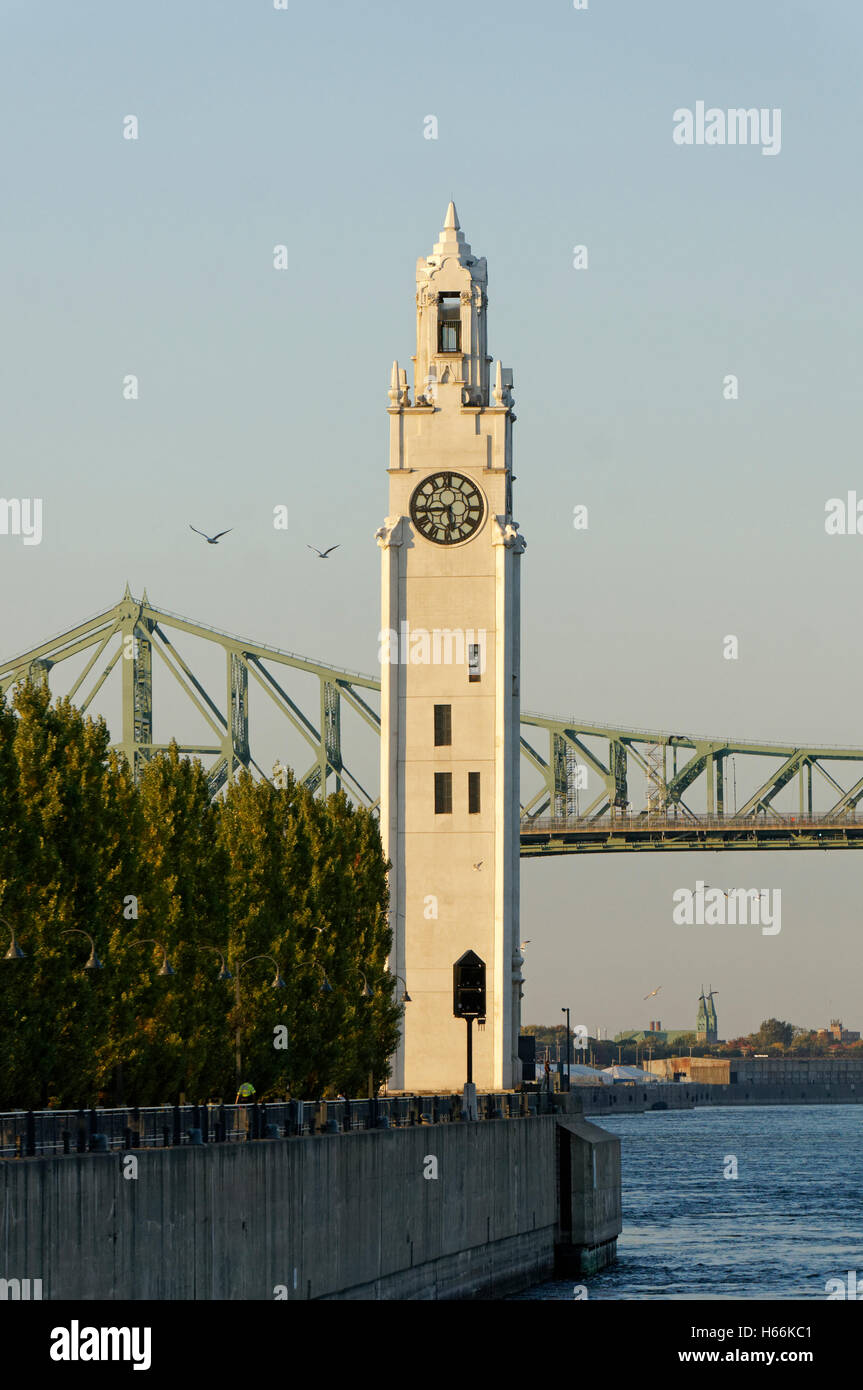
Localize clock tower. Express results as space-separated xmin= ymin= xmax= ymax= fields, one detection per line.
xmin=377 ymin=203 xmax=526 ymax=1092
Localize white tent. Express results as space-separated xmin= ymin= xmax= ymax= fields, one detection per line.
xmin=602 ymin=1064 xmax=668 ymax=1083
xmin=566 ymin=1064 xmax=615 ymax=1086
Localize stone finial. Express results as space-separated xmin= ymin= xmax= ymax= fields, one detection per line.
xmin=388 ymin=360 xmax=402 ymax=405
xmin=430 ymin=201 xmax=474 ymax=265
xmin=493 ymin=360 xmax=505 ymax=406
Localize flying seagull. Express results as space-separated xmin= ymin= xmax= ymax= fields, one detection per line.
xmin=472 ymin=860 xmax=483 ymax=871
xmin=190 ymin=525 xmax=232 ymax=544
xmin=704 ymin=884 xmax=730 ymax=898
xmin=643 ymin=985 xmax=662 ymax=1000
xmin=307 ymin=544 xmax=340 ymax=558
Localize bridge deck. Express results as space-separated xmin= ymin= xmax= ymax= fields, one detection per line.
xmin=519 ymin=813 xmax=863 ymax=855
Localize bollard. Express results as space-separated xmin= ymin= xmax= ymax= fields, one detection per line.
xmin=263 ymin=1124 xmax=279 ymax=1139
xmin=186 ymin=1128 xmax=203 ymax=1146
xmin=91 ymin=1133 xmax=109 ymax=1153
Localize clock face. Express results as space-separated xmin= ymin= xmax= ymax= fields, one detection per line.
xmin=410 ymin=471 xmax=484 ymax=545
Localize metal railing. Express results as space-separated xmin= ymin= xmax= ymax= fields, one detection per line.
xmin=0 ymin=1092 xmax=558 ymax=1158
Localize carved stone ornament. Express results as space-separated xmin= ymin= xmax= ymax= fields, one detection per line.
xmin=491 ymin=517 xmax=527 ymax=553
xmin=375 ymin=516 xmax=406 ymax=549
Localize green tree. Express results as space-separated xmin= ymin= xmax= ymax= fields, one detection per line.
xmin=0 ymin=685 xmax=403 ymax=1107
xmin=101 ymin=744 xmax=231 ymax=1105
xmin=0 ymin=682 xmax=135 ymax=1108
xmin=218 ymin=774 xmax=400 ymax=1099
xmin=755 ymin=1018 xmax=794 ymax=1049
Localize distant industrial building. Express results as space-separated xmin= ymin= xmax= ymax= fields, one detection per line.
xmin=816 ymin=1019 xmax=860 ymax=1044
xmin=647 ymin=1056 xmax=863 ymax=1086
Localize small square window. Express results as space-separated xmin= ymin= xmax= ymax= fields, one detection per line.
xmin=434 ymin=771 xmax=452 ymax=815
xmin=468 ymin=771 xmax=481 ymax=814
xmin=434 ymin=704 xmax=452 ymax=746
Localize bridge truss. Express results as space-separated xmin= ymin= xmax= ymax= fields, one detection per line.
xmin=3 ymin=589 xmax=863 ymax=855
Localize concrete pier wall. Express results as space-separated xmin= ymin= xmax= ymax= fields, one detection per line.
xmin=0 ymin=1115 xmax=620 ymax=1301
xmin=566 ymin=1081 xmax=862 ymax=1117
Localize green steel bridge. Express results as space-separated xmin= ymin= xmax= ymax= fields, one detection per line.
xmin=3 ymin=588 xmax=863 ymax=856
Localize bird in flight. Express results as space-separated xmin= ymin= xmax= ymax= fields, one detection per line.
xmin=520 ymin=940 xmax=532 ymax=949
xmin=704 ymin=884 xmax=730 ymax=898
xmin=307 ymin=544 xmax=340 ymax=559
xmin=643 ymin=985 xmax=662 ymax=1000
xmin=190 ymin=525 xmax=232 ymax=544
xmin=472 ymin=860 xmax=483 ymax=871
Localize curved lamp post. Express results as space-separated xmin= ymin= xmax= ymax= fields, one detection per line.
xmin=61 ymin=928 xmax=103 ymax=972
xmin=0 ymin=915 xmax=26 ymax=961
xmin=199 ymin=945 xmax=232 ymax=981
xmin=133 ymin=938 xmax=175 ymax=976
xmin=234 ymin=954 xmax=287 ymax=1086
xmin=298 ymin=959 xmax=332 ymax=995
xmin=391 ymin=972 xmax=411 ymax=1004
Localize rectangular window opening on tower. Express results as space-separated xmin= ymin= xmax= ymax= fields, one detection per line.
xmin=468 ymin=771 xmax=481 ymax=814
xmin=433 ymin=704 xmax=452 ymax=747
xmin=468 ymin=644 xmax=482 ymax=682
xmin=434 ymin=771 xmax=453 ymax=815
xmin=438 ymin=295 xmax=461 ymax=353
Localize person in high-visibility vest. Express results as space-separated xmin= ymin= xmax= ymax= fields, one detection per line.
xmin=235 ymin=1081 xmax=256 ymax=1104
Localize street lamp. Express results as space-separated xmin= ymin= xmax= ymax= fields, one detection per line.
xmin=0 ymin=915 xmax=26 ymax=961
xmin=391 ymin=972 xmax=411 ymax=1003
xmin=60 ymin=928 xmax=102 ymax=971
xmin=561 ymin=1006 xmax=571 ymax=1091
xmin=234 ymin=954 xmax=287 ymax=1086
xmin=133 ymin=938 xmax=175 ymax=976
xmin=199 ymin=945 xmax=232 ymax=981
xmin=300 ymin=960 xmax=332 ymax=995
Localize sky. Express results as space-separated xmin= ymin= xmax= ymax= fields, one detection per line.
xmin=2 ymin=0 xmax=862 ymax=1040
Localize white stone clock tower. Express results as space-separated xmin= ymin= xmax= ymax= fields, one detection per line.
xmin=377 ymin=203 xmax=525 ymax=1093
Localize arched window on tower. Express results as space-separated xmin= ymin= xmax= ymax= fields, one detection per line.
xmin=438 ymin=294 xmax=461 ymax=353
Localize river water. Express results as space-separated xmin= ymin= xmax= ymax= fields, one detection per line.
xmin=512 ymin=1104 xmax=863 ymax=1300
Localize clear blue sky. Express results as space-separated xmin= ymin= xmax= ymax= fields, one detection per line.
xmin=2 ymin=0 xmax=862 ymax=1039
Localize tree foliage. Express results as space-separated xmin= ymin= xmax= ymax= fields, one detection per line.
xmin=0 ymin=684 xmax=401 ymax=1108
